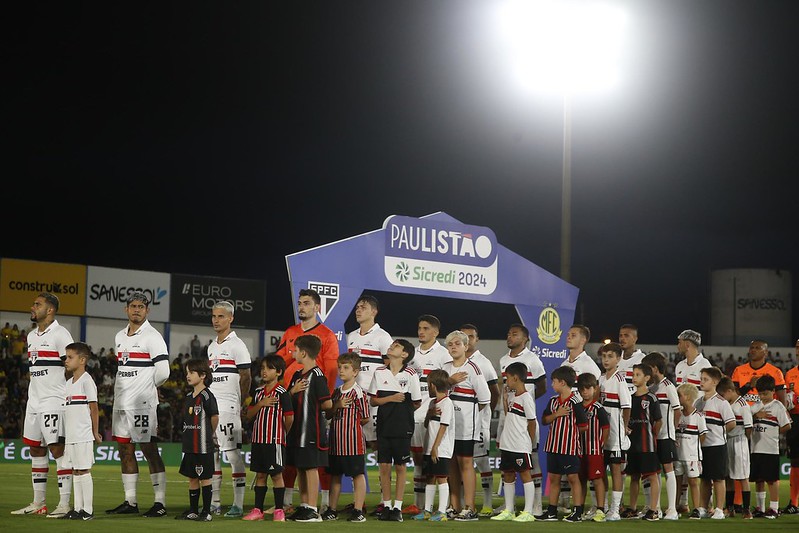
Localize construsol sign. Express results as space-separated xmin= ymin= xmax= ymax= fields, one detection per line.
xmin=169 ymin=273 xmax=266 ymax=328
xmin=0 ymin=258 xmax=86 ymax=315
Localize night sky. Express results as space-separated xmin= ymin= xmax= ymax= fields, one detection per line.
xmin=6 ymin=1 xmax=798 ymax=344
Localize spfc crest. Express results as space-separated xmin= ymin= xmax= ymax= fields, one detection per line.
xmin=194 ymin=404 xmax=203 ymax=416
xmin=516 ymin=458 xmax=524 ymax=466
xmin=121 ymin=351 xmax=129 ymax=365
xmin=29 ymin=351 xmax=38 ymax=365
xmin=210 ymin=358 xmax=219 ymax=371
xmin=195 ymin=465 xmax=204 ymax=476
xmin=641 ymin=398 xmax=649 ymax=410
xmin=307 ymin=281 xmax=339 ymax=321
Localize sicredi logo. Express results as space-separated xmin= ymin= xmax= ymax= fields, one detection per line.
xmin=384 ymin=215 xmax=497 ymax=267
xmin=89 ymin=284 xmax=167 ymax=306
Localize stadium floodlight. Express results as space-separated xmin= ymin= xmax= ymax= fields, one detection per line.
xmin=492 ymin=0 xmax=628 ymax=282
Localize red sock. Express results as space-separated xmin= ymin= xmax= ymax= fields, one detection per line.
xmin=319 ymin=467 xmax=331 ymax=491
xmin=790 ymin=466 xmax=799 ymax=506
xmin=734 ymin=480 xmax=743 ymax=506
xmin=283 ymin=465 xmax=297 ymax=489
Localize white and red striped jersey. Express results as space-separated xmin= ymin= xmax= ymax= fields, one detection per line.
xmin=469 ymin=349 xmax=499 ymax=440
xmin=694 ymin=392 xmax=734 ymax=447
xmin=728 ymin=396 xmax=753 ymax=438
xmin=114 ymin=320 xmax=169 ymax=410
xmin=500 ymin=348 xmax=546 ymax=401
xmin=442 ymin=359 xmax=491 ymax=441
xmin=616 ymin=349 xmax=646 ymax=393
xmin=425 ymin=395 xmax=454 ymax=459
xmin=26 ymin=320 xmax=74 ymax=412
xmin=676 ymin=408 xmax=707 ymax=461
xmin=329 ymin=383 xmax=370 ymax=455
xmin=347 ymin=323 xmax=393 ymax=391
xmin=543 ymin=392 xmax=588 ymax=455
xmin=251 ymin=383 xmax=293 ymax=445
xmin=581 ymin=400 xmax=609 ymax=456
xmin=65 ymin=371 xmax=98 ymax=444
xmin=208 ymin=330 xmax=251 ymax=409
xmin=652 ymin=377 xmax=681 ymax=440
xmin=600 ymin=370 xmax=631 ymax=452
xmin=500 ymin=390 xmax=538 ymax=453
xmin=675 ymin=354 xmax=712 ymax=387
xmin=411 ymin=342 xmax=450 ymax=423
xmin=751 ymin=399 xmax=791 ymax=455
xmin=561 ymin=351 xmax=602 ymax=380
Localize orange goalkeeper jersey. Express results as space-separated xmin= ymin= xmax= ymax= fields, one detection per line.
xmin=730 ymin=361 xmax=785 ymax=405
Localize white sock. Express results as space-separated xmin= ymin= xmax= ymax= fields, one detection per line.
xmin=320 ymin=489 xmax=329 ymax=509
xmin=31 ymin=455 xmax=48 ymax=505
xmin=383 ymin=500 xmax=391 ymax=508
xmin=227 ymin=450 xmax=247 ymax=509
xmin=414 ymin=464 xmax=425 ymax=508
xmin=757 ymin=492 xmax=766 ymax=511
xmin=642 ymin=477 xmax=651 ymax=507
xmin=665 ymin=471 xmax=677 ymax=511
xmin=533 ymin=476 xmax=543 ymax=515
xmin=589 ymin=480 xmax=597 ymax=508
xmin=679 ymin=480 xmax=689 ymax=506
xmin=770 ymin=500 xmax=779 ymax=512
xmin=284 ymin=487 xmax=294 ymax=506
xmin=425 ymin=484 xmax=436 ymax=512
xmin=151 ymin=471 xmax=166 ymax=504
xmin=55 ymin=455 xmax=72 ymax=507
xmin=504 ymin=482 xmax=516 ymax=513
xmin=611 ymin=491 xmax=622 ymax=514
xmin=438 ymin=483 xmax=449 ymax=513
xmin=122 ymin=473 xmax=138 ymax=505
xmin=523 ymin=481 xmax=536 ymax=514
xmin=559 ymin=478 xmax=571 ymax=507
xmin=394 ymin=500 xmax=403 ymax=510
xmin=73 ymin=474 xmax=84 ymax=512
xmin=212 ymin=452 xmax=222 ymax=505
xmin=82 ymin=474 xmax=94 ymax=515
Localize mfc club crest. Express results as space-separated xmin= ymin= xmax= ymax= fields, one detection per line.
xmin=308 ymin=281 xmax=339 ymax=321
xmin=29 ymin=351 xmax=38 ymax=365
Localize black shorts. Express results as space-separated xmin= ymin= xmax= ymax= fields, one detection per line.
xmin=699 ymin=445 xmax=727 ymax=481
xmin=749 ymin=453 xmax=780 ymax=482
xmin=286 ymin=446 xmax=328 ymax=470
xmin=422 ymin=455 xmax=450 ymax=477
xmin=250 ymin=443 xmax=285 ymax=474
xmin=625 ymin=451 xmax=660 ymax=476
xmin=377 ymin=437 xmax=411 ymax=465
xmin=179 ymin=452 xmax=215 ymax=480
xmin=547 ymin=452 xmax=581 ymax=476
xmin=787 ymin=415 xmax=799 ymax=460
xmin=453 ymin=439 xmax=475 ymax=458
xmin=656 ymin=439 xmax=677 ymax=465
xmin=604 ymin=449 xmax=626 ymax=465
xmin=326 ymin=454 xmax=366 ymax=477
xmin=500 ymin=451 xmax=533 ymax=473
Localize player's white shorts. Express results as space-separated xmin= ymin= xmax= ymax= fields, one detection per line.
xmin=411 ymin=420 xmax=425 ymax=452
xmin=64 ymin=441 xmax=95 ymax=470
xmin=674 ymin=459 xmax=701 ymax=478
xmin=215 ymin=410 xmax=243 ymax=452
xmin=473 ymin=426 xmax=490 ymax=458
xmin=23 ymin=408 xmax=65 ymax=447
xmin=726 ymin=435 xmax=750 ymax=480
xmin=362 ymin=406 xmax=378 ymax=443
xmin=112 ymin=407 xmax=158 ymax=443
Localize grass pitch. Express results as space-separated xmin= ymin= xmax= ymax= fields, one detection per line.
xmin=0 ymin=463 xmax=794 ymax=532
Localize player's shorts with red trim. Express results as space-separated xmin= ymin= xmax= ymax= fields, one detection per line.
xmin=23 ymin=408 xmax=65 ymax=447
xmin=112 ymin=407 xmax=158 ymax=443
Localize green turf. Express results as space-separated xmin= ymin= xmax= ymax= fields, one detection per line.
xmin=0 ymin=463 xmax=795 ymax=531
